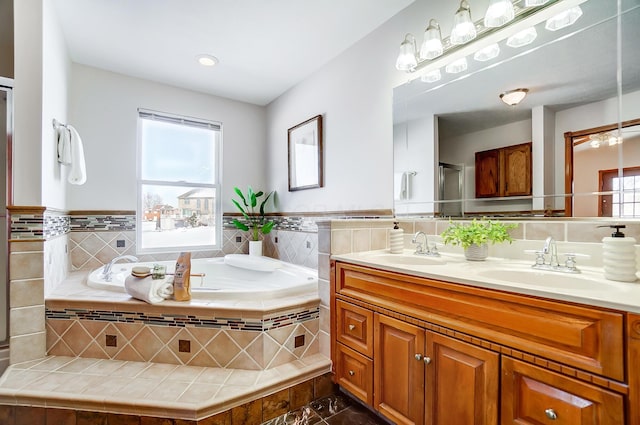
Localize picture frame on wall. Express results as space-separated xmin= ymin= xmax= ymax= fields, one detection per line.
xmin=288 ymin=115 xmax=323 ymax=191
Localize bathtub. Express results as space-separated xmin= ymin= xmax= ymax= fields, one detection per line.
xmin=86 ymin=254 xmax=318 ymax=300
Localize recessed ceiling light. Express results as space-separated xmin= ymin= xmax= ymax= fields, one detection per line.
xmin=196 ymin=54 xmax=219 ymax=67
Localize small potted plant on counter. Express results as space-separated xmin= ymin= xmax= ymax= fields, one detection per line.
xmin=440 ymin=218 xmax=517 ymax=261
xmin=231 ymin=186 xmax=275 ymax=256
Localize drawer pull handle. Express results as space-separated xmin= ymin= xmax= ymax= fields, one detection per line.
xmin=423 ymin=356 xmax=432 ymax=365
xmin=349 ymin=370 xmax=355 ymax=376
xmin=415 ymin=353 xmax=423 ymax=361
xmin=545 ymin=409 xmax=558 ymax=420
xmin=348 ymin=324 xmax=356 ymax=331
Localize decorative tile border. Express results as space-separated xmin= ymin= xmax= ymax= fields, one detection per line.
xmin=46 ymin=307 xmax=320 ymax=332
xmin=70 ymin=214 xmax=136 ymax=232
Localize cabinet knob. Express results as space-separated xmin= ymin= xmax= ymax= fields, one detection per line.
xmin=348 ymin=370 xmax=355 ymax=376
xmin=423 ymin=356 xmax=432 ymax=365
xmin=415 ymin=353 xmax=423 ymax=361
xmin=544 ymin=409 xmax=558 ymax=420
xmin=348 ymin=324 xmax=356 ymax=331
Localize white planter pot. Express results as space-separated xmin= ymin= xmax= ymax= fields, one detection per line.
xmin=464 ymin=243 xmax=488 ymax=261
xmin=249 ymin=240 xmax=263 ymax=256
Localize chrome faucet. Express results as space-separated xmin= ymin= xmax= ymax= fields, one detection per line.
xmin=102 ymin=255 xmax=139 ymax=281
xmin=531 ymin=237 xmax=580 ymax=273
xmin=542 ymin=236 xmax=560 ymax=267
xmin=412 ymin=231 xmax=440 ymax=257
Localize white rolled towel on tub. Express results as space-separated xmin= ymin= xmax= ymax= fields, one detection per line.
xmin=124 ymin=275 xmax=174 ymax=304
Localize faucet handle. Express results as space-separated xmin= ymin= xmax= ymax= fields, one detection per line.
xmin=525 ymin=250 xmax=546 ymax=265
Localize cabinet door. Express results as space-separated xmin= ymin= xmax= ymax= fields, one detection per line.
xmin=501 ymin=357 xmax=624 ymax=425
xmin=374 ymin=313 xmax=425 ymax=425
xmin=425 ymin=332 xmax=499 ymax=425
xmin=503 ymin=143 xmax=531 ymax=196
xmin=475 ymin=149 xmax=500 ymax=198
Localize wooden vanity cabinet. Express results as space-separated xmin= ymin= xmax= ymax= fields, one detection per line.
xmin=475 ymin=142 xmax=531 ymax=198
xmin=331 ymin=261 xmax=631 ymax=425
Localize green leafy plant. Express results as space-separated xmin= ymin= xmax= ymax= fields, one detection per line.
xmin=440 ymin=218 xmax=517 ymax=249
xmin=231 ymin=186 xmax=275 ymax=241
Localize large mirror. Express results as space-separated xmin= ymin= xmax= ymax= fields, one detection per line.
xmin=393 ymin=0 xmax=640 ymax=218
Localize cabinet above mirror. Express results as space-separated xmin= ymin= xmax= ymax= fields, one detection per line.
xmin=393 ymin=0 xmax=640 ymax=218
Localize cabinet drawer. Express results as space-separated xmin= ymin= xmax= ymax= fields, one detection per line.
xmin=501 ymin=357 xmax=624 ymax=425
xmin=336 ymin=299 xmax=374 ymax=357
xmin=336 ymin=263 xmax=624 ymax=381
xmin=335 ymin=343 xmax=373 ymax=405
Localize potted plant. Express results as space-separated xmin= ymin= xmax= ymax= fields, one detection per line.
xmin=440 ymin=218 xmax=517 ymax=261
xmin=231 ymin=186 xmax=275 ymax=255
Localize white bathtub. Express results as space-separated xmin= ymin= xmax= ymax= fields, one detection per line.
xmin=87 ymin=255 xmax=318 ymax=300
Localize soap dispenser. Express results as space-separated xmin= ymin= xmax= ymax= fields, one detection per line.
xmin=390 ymin=221 xmax=404 ymax=254
xmin=600 ymin=225 xmax=637 ymax=282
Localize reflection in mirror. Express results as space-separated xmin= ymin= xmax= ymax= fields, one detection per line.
xmin=393 ymin=0 xmax=640 ymax=218
xmin=566 ymin=119 xmax=640 ymax=217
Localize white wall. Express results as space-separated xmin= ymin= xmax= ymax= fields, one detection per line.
xmin=266 ymin=0 xmax=462 ymax=213
xmin=67 ymin=64 xmax=267 ymax=212
xmin=41 ymin=0 xmax=70 ymax=209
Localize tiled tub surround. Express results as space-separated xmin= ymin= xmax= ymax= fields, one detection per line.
xmin=46 ymin=274 xmax=321 ymax=370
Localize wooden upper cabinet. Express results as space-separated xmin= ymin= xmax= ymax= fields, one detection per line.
xmin=475 ymin=142 xmax=531 ymax=198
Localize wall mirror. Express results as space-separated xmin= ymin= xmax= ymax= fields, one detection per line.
xmin=393 ymin=0 xmax=640 ymax=218
xmin=288 ymin=115 xmax=323 ymax=191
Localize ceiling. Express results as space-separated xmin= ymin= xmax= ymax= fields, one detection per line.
xmin=393 ymin=0 xmax=640 ymax=139
xmin=52 ymin=0 xmax=414 ymax=106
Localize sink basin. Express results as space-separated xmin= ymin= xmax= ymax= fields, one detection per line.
xmin=371 ymin=254 xmax=446 ymax=266
xmin=477 ymin=268 xmax=600 ymax=290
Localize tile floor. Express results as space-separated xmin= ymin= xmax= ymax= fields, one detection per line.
xmin=263 ymin=392 xmax=391 ymax=425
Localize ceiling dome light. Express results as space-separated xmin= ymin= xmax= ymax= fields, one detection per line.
xmin=420 ymin=19 xmax=444 ymax=60
xmin=500 ymin=88 xmax=529 ymax=106
xmin=474 ymin=43 xmax=500 ymax=62
xmin=445 ymin=57 xmax=468 ymax=74
xmin=525 ymin=0 xmax=550 ymax=6
xmin=506 ymin=27 xmax=537 ymax=48
xmin=545 ymin=6 xmax=583 ymax=31
xmin=484 ymin=0 xmax=515 ymax=28
xmin=421 ymin=69 xmax=442 ymax=83
xmin=196 ymin=54 xmax=219 ymax=67
xmin=396 ymin=34 xmax=418 ymax=71
xmin=451 ymin=1 xmax=476 ymax=45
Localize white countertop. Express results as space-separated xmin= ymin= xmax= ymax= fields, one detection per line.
xmin=332 ymin=249 xmax=640 ymax=314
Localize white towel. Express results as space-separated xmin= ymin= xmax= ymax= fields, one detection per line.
xmin=67 ymin=124 xmax=87 ymax=185
xmin=56 ymin=126 xmax=72 ymax=165
xmin=124 ymin=275 xmax=174 ymax=304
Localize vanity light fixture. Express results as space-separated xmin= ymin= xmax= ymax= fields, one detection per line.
xmin=484 ymin=0 xmax=515 ymax=28
xmin=525 ymin=0 xmax=550 ymax=6
xmin=545 ymin=5 xmax=583 ymax=31
xmin=474 ymin=43 xmax=500 ymax=61
xmin=196 ymin=54 xmax=219 ymax=67
xmin=589 ymin=132 xmax=623 ymax=148
xmin=500 ymin=88 xmax=529 ymax=106
xmin=506 ymin=27 xmax=538 ymax=47
xmin=395 ymin=34 xmax=418 ymax=71
xmin=421 ymin=68 xmax=442 ymax=83
xmin=420 ymin=19 xmax=444 ymax=60
xmin=445 ymin=57 xmax=468 ymax=74
xmin=451 ymin=0 xmax=477 ymax=45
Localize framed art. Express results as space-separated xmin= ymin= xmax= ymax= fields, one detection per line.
xmin=288 ymin=115 xmax=323 ymax=191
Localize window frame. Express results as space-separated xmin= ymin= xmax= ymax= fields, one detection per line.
xmin=136 ymin=108 xmax=223 ymax=254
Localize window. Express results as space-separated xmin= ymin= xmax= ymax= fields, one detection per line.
xmin=137 ymin=109 xmax=222 ymax=253
xmin=599 ymin=166 xmax=640 ymax=218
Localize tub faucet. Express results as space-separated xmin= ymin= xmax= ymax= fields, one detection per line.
xmin=412 ymin=231 xmax=440 ymax=257
xmin=102 ymin=255 xmax=138 ymax=281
